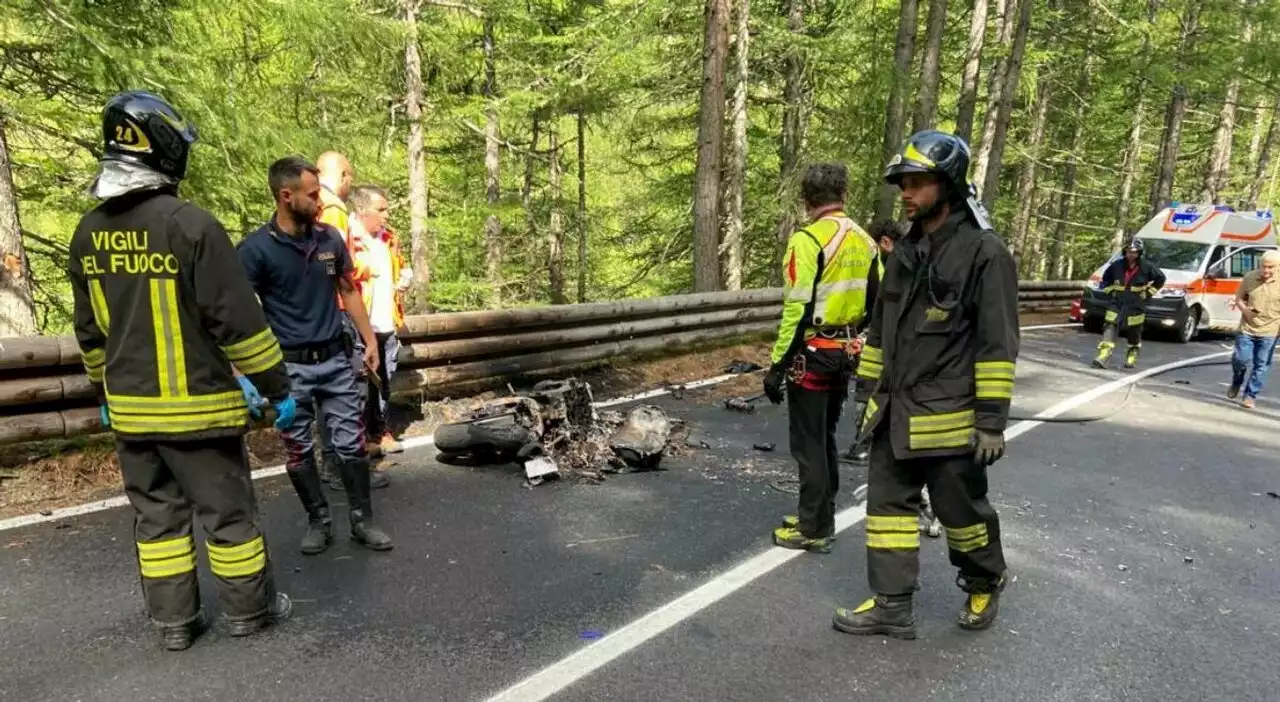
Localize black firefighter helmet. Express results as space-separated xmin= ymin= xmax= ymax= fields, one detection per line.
xmin=883 ymin=129 xmax=971 ymax=199
xmin=101 ymin=91 xmax=199 ymax=180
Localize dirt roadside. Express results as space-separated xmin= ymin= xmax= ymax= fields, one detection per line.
xmin=0 ymin=310 xmax=1072 ymax=519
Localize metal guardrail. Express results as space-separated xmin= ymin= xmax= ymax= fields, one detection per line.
xmin=0 ymin=283 xmax=1084 ymax=445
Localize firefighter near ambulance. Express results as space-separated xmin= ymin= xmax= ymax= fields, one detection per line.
xmin=1092 ymin=239 xmax=1166 ymax=369
xmin=68 ymin=92 xmax=296 ymax=651
xmin=833 ymin=130 xmax=1018 ymax=639
xmin=764 ymin=163 xmax=880 ymax=553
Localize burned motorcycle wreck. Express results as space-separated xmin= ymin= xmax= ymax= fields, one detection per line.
xmin=431 ymin=379 xmax=676 ymax=484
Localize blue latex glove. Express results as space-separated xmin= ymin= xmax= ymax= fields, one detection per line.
xmin=100 ymin=405 xmax=110 ymax=428
xmin=272 ymin=395 xmax=297 ymax=431
xmin=237 ymin=376 xmax=265 ymax=418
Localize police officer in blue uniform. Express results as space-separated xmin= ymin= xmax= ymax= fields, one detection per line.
xmin=237 ymin=155 xmax=393 ymax=555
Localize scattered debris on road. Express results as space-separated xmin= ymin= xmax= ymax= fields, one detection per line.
xmin=1118 ymin=564 xmax=1129 ymax=571
xmin=1266 ymin=491 xmax=1280 ymax=500
xmin=723 ymin=392 xmax=768 ymax=414
xmin=752 ymin=442 xmax=776 ymax=452
xmin=1184 ymin=556 xmax=1194 ymax=564
xmin=608 ymin=406 xmax=673 ymax=471
xmin=725 ymin=360 xmax=763 ymax=374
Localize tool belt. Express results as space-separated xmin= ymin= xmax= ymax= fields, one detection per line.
xmin=281 ymin=336 xmax=349 ymax=365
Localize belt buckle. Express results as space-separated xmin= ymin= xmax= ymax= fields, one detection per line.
xmin=307 ymin=349 xmax=321 ymax=364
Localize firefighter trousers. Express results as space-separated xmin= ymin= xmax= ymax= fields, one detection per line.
xmin=864 ymin=424 xmax=1006 ymax=595
xmin=118 ymin=437 xmax=277 ymax=627
xmin=786 ymin=379 xmax=846 ymax=539
xmin=1100 ymin=322 xmax=1141 ymax=349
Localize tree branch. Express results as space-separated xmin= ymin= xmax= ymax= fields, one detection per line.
xmin=423 ymin=0 xmax=482 ymax=17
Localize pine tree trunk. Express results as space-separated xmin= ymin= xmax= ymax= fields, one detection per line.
xmin=1011 ymin=73 xmax=1052 ymax=266
xmin=404 ymin=0 xmax=431 ymax=311
xmin=1114 ymin=96 xmax=1146 ymax=249
xmin=874 ymin=0 xmax=920 ymax=221
xmin=1248 ymin=103 xmax=1266 ymax=184
xmin=1114 ymin=0 xmax=1160 ymax=248
xmin=1150 ymin=0 xmax=1201 ymax=215
xmin=693 ymin=0 xmax=730 ymax=293
xmin=1200 ymin=2 xmax=1252 ymax=204
xmin=548 ymin=121 xmax=567 ymax=305
xmin=971 ymin=1 xmax=1011 ymax=188
xmin=1050 ymin=63 xmax=1090 ymax=279
xmin=1200 ymin=81 xmax=1239 ymax=205
xmin=576 ymin=112 xmax=587 ymax=303
xmin=954 ymin=0 xmax=989 ymax=142
xmin=0 ymin=118 xmax=36 ymax=336
xmin=524 ymin=117 xmax=540 ymax=232
xmin=913 ymin=0 xmax=949 ymax=132
xmin=482 ymin=15 xmax=503 ymax=302
xmin=1248 ymin=93 xmax=1280 ymax=209
xmin=975 ymin=0 xmax=1034 ymax=209
xmin=721 ymin=0 xmax=749 ymax=291
xmin=775 ymin=0 xmax=807 ymax=280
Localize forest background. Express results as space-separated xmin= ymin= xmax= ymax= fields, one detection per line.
xmin=1 ymin=0 xmax=1276 ymax=336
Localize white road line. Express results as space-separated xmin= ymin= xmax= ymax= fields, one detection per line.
xmin=0 ymin=376 xmax=749 ymax=533
xmin=1020 ymin=322 xmax=1082 ymax=331
xmin=480 ymin=347 xmax=1231 ymax=702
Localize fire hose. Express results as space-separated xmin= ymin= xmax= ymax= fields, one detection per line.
xmin=764 ymin=353 xmax=1234 ymax=494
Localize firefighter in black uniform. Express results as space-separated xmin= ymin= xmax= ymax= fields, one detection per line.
xmin=1092 ymin=239 xmax=1165 ymax=369
xmin=68 ymin=92 xmax=296 ymax=651
xmin=833 ymin=130 xmax=1018 ymax=639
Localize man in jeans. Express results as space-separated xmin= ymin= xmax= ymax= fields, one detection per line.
xmin=348 ymin=184 xmax=413 ymax=453
xmin=1229 ymin=250 xmax=1280 ymax=409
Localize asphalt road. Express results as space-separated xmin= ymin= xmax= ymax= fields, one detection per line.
xmin=2 ymin=324 xmax=1277 ymax=702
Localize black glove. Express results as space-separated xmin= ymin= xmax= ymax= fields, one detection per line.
xmin=974 ymin=429 xmax=1005 ymax=466
xmin=763 ymin=363 xmax=787 ymax=405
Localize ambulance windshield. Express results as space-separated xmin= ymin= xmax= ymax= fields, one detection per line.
xmin=1135 ymin=239 xmax=1210 ymax=272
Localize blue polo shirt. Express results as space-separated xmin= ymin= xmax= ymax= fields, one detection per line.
xmin=237 ymin=217 xmax=352 ymax=349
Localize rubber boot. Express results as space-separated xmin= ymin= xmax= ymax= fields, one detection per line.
xmin=286 ymin=459 xmax=332 ymax=555
xmin=832 ymin=594 xmax=916 ymax=639
xmin=323 ymin=453 xmax=390 ymax=491
xmin=1124 ymin=344 xmax=1141 ymax=369
xmin=341 ymin=457 xmax=393 ymax=551
xmin=956 ymin=572 xmax=1008 ymax=631
xmin=1092 ymin=342 xmax=1114 ymax=369
xmin=226 ymin=592 xmax=294 ymax=638
xmin=160 ymin=611 xmax=206 ymax=652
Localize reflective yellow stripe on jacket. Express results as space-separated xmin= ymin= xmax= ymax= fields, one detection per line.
xmin=105 ymin=280 xmax=250 ymax=435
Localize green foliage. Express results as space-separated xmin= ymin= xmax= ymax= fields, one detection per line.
xmin=1 ymin=0 xmax=1275 ymax=333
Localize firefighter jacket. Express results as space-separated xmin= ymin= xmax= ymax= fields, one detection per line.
xmin=771 ymin=209 xmax=881 ymax=365
xmin=855 ymin=211 xmax=1020 ymax=460
xmin=68 ymin=188 xmax=290 ymax=441
xmin=1099 ymin=257 xmax=1165 ymax=331
xmin=319 ymin=186 xmax=372 ymax=312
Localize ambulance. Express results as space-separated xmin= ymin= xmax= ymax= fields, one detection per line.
xmin=1080 ymin=203 xmax=1276 ymax=343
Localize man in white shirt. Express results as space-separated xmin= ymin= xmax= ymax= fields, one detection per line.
xmin=349 ymin=185 xmax=413 ymax=454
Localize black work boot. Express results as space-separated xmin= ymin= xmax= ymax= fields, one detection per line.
xmin=160 ymin=612 xmax=206 ymax=652
xmin=227 ymin=592 xmax=294 ymax=638
xmin=287 ymin=459 xmax=332 ymax=555
xmin=341 ymin=457 xmax=393 ymax=551
xmin=957 ymin=572 xmax=1008 ymax=631
xmin=832 ymin=594 xmax=916 ymax=639
xmin=323 ymin=454 xmax=390 ymax=490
